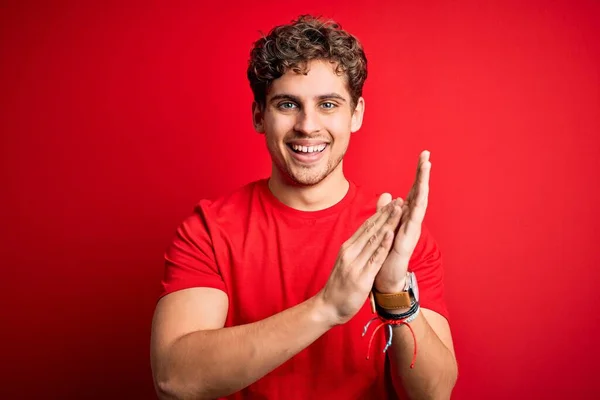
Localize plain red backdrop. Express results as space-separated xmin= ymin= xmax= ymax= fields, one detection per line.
xmin=1 ymin=0 xmax=599 ymax=399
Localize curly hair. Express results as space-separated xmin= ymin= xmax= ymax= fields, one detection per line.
xmin=247 ymin=15 xmax=368 ymax=110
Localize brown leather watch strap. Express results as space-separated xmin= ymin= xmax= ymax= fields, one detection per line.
xmin=372 ymin=290 xmax=412 ymax=309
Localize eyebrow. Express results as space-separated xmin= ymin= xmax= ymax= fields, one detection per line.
xmin=269 ymin=93 xmax=347 ymax=103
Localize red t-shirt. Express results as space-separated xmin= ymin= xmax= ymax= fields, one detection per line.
xmin=160 ymin=178 xmax=449 ymax=399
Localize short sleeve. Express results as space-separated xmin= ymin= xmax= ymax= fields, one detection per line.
xmin=159 ymin=203 xmax=227 ymax=299
xmin=408 ymin=224 xmax=450 ymax=321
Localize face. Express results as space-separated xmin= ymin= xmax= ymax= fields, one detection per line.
xmin=253 ymin=59 xmax=365 ymax=186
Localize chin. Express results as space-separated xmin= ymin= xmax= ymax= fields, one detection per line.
xmin=271 ymin=147 xmax=344 ymax=187
xmin=290 ymin=174 xmax=327 ymax=186
xmin=284 ymin=165 xmax=330 ymax=187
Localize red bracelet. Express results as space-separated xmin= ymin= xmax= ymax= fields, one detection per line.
xmin=362 ymin=313 xmax=419 ymax=369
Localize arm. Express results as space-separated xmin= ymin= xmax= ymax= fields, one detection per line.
xmin=151 ymin=287 xmax=334 ymax=400
xmin=387 ymin=307 xmax=458 ymax=399
xmin=374 ymin=151 xmax=458 ymax=398
xmin=151 ymin=199 xmax=403 ymax=400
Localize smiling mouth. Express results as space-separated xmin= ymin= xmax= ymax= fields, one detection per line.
xmin=287 ymin=143 xmax=328 ymax=154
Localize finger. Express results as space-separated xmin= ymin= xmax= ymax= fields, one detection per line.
xmin=362 ymin=229 xmax=394 ymax=276
xmin=403 ymin=158 xmax=431 ymax=231
xmin=376 ymin=192 xmax=392 ymax=211
xmin=417 ymin=160 xmax=430 ymax=207
xmin=382 ymin=199 xmax=404 ymax=235
xmin=412 ymin=151 xmax=431 ymax=216
xmin=417 ymin=150 xmax=430 ymax=177
xmin=407 ymin=150 xmax=429 ymax=204
xmin=354 ymin=202 xmax=403 ymax=268
xmin=345 ymin=199 xmax=400 ymax=261
xmin=347 ymin=199 xmax=397 ymax=246
xmin=413 ymin=163 xmax=430 ymax=223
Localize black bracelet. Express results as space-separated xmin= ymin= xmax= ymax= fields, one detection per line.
xmin=375 ymin=300 xmax=420 ymax=320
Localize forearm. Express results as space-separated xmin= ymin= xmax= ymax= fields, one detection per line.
xmin=388 ymin=312 xmax=458 ymax=399
xmin=156 ymin=295 xmax=332 ymax=400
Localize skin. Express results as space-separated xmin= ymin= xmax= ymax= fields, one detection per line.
xmin=375 ymin=153 xmax=458 ymax=399
xmin=151 ymin=59 xmax=457 ymax=400
xmin=252 ymin=59 xmax=365 ymax=212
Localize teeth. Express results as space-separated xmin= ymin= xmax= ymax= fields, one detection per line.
xmin=292 ymin=144 xmax=327 ymax=153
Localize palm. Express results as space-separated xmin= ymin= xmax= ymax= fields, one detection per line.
xmin=393 ymin=151 xmax=430 ymax=256
xmin=373 ymin=151 xmax=431 ymax=292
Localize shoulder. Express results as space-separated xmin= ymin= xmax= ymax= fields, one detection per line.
xmin=184 ymin=179 xmax=266 ymax=233
xmin=165 ymin=179 xmax=266 ymax=262
xmin=192 ymin=179 xmax=266 ymax=223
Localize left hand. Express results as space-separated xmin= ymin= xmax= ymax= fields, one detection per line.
xmin=373 ymin=150 xmax=432 ymax=293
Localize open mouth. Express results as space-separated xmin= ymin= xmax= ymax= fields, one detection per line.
xmin=287 ymin=143 xmax=328 ymax=154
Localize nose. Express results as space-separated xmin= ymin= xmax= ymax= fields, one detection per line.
xmin=294 ymin=108 xmax=322 ymax=135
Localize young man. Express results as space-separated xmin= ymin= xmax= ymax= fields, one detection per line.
xmin=151 ymin=15 xmax=457 ymax=400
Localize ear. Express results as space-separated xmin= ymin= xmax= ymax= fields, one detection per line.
xmin=252 ymin=101 xmax=265 ymax=134
xmin=350 ymin=97 xmax=365 ymax=133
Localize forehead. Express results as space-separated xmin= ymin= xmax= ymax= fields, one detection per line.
xmin=267 ymin=59 xmax=350 ymax=100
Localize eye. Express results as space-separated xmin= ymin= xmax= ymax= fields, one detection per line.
xmin=320 ymin=102 xmax=337 ymax=109
xmin=278 ymin=102 xmax=297 ymax=110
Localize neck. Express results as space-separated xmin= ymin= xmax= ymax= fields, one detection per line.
xmin=268 ymin=164 xmax=350 ymax=212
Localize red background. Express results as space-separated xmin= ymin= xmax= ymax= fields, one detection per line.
xmin=2 ymin=1 xmax=599 ymax=399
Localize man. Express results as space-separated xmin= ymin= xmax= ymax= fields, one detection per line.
xmin=151 ymin=14 xmax=457 ymax=400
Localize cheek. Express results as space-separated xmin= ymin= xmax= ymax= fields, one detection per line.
xmin=265 ymin=114 xmax=294 ymax=140
xmin=326 ymin=114 xmax=353 ymax=138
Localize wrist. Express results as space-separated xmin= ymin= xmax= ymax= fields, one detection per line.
xmin=373 ymin=276 xmax=407 ymax=294
xmin=372 ymin=271 xmax=418 ymax=313
xmin=310 ymin=293 xmax=340 ymax=329
xmin=384 ymin=306 xmax=411 ymax=314
xmin=375 ymin=300 xmax=420 ymax=321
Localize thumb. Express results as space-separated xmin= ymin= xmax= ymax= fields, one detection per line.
xmin=377 ymin=192 xmax=393 ymax=211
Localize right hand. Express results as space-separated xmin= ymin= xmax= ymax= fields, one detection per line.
xmin=316 ymin=199 xmax=403 ymax=326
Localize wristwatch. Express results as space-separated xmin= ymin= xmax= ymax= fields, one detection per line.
xmin=372 ymin=271 xmax=419 ymax=310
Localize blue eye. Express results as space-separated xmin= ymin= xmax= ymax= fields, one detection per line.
xmin=321 ymin=102 xmax=336 ymax=109
xmin=279 ymin=102 xmax=297 ymax=110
